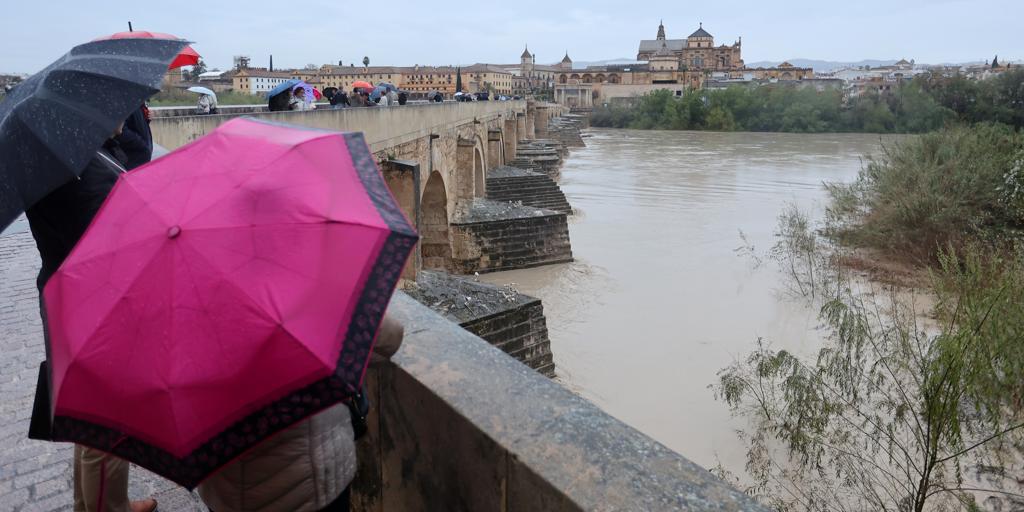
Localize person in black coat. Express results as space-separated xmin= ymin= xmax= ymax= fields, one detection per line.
xmin=115 ymin=105 xmax=153 ymax=170
xmin=26 ymin=122 xmax=160 ymax=512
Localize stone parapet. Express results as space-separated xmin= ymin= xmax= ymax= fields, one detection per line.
xmin=352 ymin=292 xmax=770 ymax=511
xmin=149 ymin=101 xmax=527 ymax=152
xmin=449 ymin=199 xmax=573 ymax=274
xmin=405 ymin=271 xmax=555 ymax=376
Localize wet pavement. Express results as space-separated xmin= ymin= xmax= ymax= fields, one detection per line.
xmin=0 ymin=230 xmax=205 ymax=511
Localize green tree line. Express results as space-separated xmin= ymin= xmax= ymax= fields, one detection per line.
xmin=591 ymin=69 xmax=1024 ymax=133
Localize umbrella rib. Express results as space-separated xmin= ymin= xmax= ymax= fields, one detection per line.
xmin=175 ymin=148 xmax=303 ymax=227
xmin=59 ymin=236 xmax=171 ymax=365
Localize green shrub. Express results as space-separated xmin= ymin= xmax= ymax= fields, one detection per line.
xmin=826 ymin=124 xmax=1024 ymax=264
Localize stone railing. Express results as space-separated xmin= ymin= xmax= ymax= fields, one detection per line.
xmin=149 ymin=101 xmax=527 ymax=153
xmin=149 ymin=104 xmax=272 ymax=118
xmin=353 ymin=293 xmax=767 ymax=511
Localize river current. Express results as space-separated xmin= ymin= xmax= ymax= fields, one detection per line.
xmin=480 ymin=128 xmax=892 ymax=473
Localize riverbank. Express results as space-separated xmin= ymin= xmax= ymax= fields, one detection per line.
xmin=591 ymin=69 xmax=1024 ymax=134
xmin=715 ymin=123 xmax=1024 ymax=511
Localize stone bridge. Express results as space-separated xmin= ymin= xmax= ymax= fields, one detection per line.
xmin=0 ymin=102 xmax=767 ymax=511
xmin=151 ymin=101 xmax=566 ymax=277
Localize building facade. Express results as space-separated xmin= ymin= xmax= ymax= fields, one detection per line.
xmin=548 ymin=21 xmax=813 ymax=105
xmin=463 ymin=64 xmax=515 ymax=96
xmin=311 ymin=65 xmax=402 ymax=91
xmin=232 ymin=68 xmax=296 ymax=95
xmin=636 ymin=22 xmax=743 ymax=72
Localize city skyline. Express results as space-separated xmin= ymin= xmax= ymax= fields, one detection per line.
xmin=2 ymin=0 xmax=1021 ymax=74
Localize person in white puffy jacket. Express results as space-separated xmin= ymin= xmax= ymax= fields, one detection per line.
xmin=198 ymin=314 xmax=405 ymax=512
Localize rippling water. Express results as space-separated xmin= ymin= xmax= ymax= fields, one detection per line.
xmin=480 ymin=129 xmax=893 ymax=472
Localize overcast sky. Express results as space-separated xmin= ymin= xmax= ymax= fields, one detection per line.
xmin=2 ymin=0 xmax=1020 ymax=73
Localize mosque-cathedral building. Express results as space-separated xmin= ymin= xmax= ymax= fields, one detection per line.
xmin=522 ymin=21 xmax=814 ymax=107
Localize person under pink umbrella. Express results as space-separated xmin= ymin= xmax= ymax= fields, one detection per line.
xmin=41 ymin=118 xmax=418 ymax=509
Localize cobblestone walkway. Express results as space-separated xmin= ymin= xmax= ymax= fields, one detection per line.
xmin=0 ymin=230 xmax=206 ymax=511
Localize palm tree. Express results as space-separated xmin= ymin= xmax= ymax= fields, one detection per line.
xmin=362 ymin=56 xmax=370 ymax=68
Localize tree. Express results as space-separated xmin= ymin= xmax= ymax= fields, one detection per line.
xmin=455 ymin=67 xmax=463 ymax=93
xmin=992 ymin=55 xmax=1000 ymax=69
xmin=362 ymin=56 xmax=369 ymax=68
xmin=716 ymin=204 xmax=1024 ymax=512
xmin=188 ymin=59 xmax=208 ymax=82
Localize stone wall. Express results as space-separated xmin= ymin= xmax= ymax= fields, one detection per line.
xmin=461 ymin=299 xmax=554 ymax=377
xmin=352 ymin=293 xmax=770 ymax=511
xmin=404 ymin=271 xmax=555 ymax=377
xmin=449 ymin=200 xmax=573 ymax=274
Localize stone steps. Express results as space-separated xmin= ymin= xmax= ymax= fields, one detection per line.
xmin=450 ymin=209 xmax=574 ymax=274
xmin=408 ymin=271 xmax=556 ymax=378
xmin=486 ymin=169 xmax=573 ymax=214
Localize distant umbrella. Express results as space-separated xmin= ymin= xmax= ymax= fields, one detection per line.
xmin=266 ymin=78 xmax=302 ymax=100
xmin=186 ymin=85 xmax=217 ymax=100
xmin=292 ymin=82 xmax=314 ymax=104
xmin=0 ymin=38 xmax=188 ymax=232
xmin=369 ymin=85 xmax=389 ymax=101
xmin=351 ymin=80 xmax=373 ymax=91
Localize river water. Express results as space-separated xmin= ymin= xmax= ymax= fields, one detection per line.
xmin=480 ymin=129 xmax=892 ymax=474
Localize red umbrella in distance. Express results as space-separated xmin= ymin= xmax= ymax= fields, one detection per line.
xmin=351 ymin=80 xmax=373 ymax=91
xmin=41 ymin=118 xmax=418 ymax=488
xmin=95 ymin=31 xmax=201 ymax=69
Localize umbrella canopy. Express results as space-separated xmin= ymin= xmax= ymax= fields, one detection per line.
xmin=266 ymin=78 xmax=301 ymax=100
xmin=369 ymin=85 xmax=389 ymax=101
xmin=351 ymin=80 xmax=373 ymax=91
xmin=43 ymin=117 xmax=418 ymax=488
xmin=186 ymin=85 xmax=217 ymax=99
xmin=292 ymin=81 xmax=314 ymax=103
xmin=94 ymin=31 xmax=200 ymax=69
xmin=376 ymin=82 xmax=397 ymax=92
xmin=0 ymin=38 xmax=188 ymax=232
xmin=311 ymin=87 xmax=322 ymax=101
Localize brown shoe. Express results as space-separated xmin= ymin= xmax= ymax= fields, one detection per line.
xmin=130 ymin=498 xmax=158 ymax=512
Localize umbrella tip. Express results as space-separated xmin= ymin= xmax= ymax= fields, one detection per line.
xmin=167 ymin=226 xmax=181 ymax=239
xmin=128 ymin=21 xmax=133 ymax=32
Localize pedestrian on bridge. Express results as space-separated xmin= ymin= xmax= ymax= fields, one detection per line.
xmin=0 ymin=37 xmax=192 ymax=512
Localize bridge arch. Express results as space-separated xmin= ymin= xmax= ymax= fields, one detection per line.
xmin=421 ymin=171 xmax=452 ymax=271
xmin=473 ymin=146 xmax=485 ymax=197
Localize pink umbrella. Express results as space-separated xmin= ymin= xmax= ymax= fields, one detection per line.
xmin=41 ymin=118 xmax=417 ymax=488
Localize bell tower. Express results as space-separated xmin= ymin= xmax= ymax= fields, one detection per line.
xmin=521 ymin=45 xmax=534 ymax=76
xmin=657 ymin=20 xmax=666 ymax=41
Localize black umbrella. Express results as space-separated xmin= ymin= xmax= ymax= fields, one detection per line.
xmin=0 ymin=37 xmax=188 ymax=231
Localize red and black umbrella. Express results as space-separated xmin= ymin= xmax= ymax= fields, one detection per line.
xmin=94 ymin=30 xmax=201 ymax=69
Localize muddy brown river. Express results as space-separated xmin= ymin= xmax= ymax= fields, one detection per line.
xmin=480 ymin=129 xmax=893 ymax=474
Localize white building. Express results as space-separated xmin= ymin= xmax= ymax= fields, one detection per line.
xmin=232 ymin=69 xmax=295 ymax=95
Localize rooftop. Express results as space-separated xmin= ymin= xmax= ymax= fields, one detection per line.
xmin=689 ymin=24 xmax=713 ymax=39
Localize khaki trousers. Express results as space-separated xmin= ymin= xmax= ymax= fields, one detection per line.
xmin=73 ymin=445 xmax=130 ymax=512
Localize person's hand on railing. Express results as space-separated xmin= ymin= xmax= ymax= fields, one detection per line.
xmin=370 ymin=313 xmax=404 ymax=365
